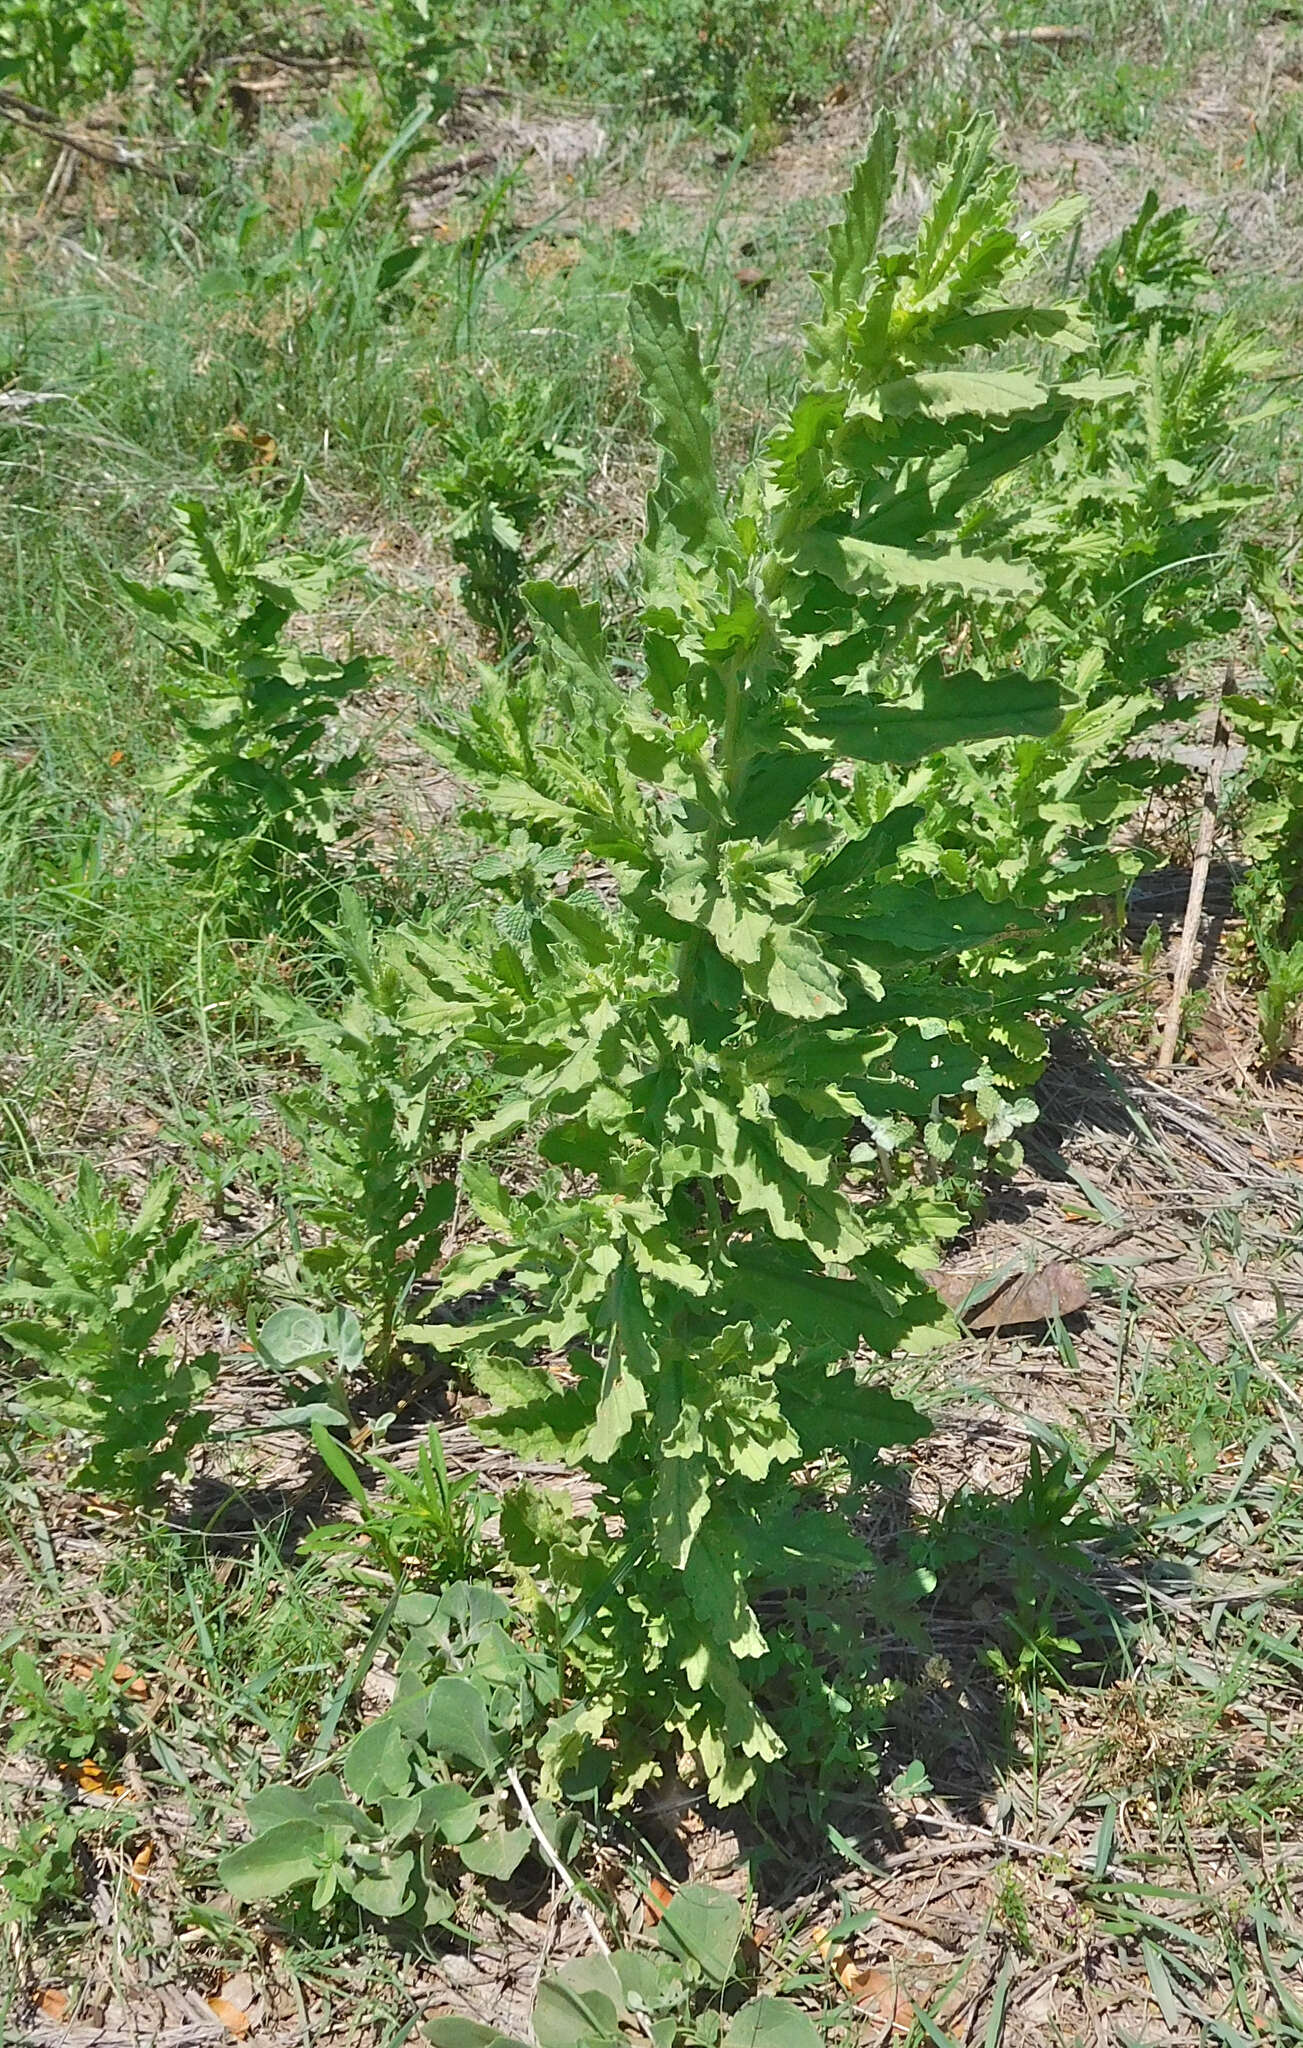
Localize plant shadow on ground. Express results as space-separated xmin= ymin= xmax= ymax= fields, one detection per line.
xmin=1126 ymin=859 xmax=1242 ymax=981
xmin=726 ymin=1442 xmax=1193 ymax=1895
xmin=170 ymin=1363 xmax=1191 ymax=1896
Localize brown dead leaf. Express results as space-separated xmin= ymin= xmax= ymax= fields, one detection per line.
xmin=128 ymin=1842 xmax=154 ymax=1894
xmin=644 ymin=1876 xmax=674 ymax=1924
xmin=36 ymin=1987 xmax=69 ymax=2021
xmin=62 ymin=1758 xmax=129 ymax=1799
xmin=60 ymin=1653 xmax=149 ymax=1703
xmin=837 ymin=1961 xmax=916 ymax=2035
xmin=807 ymin=1935 xmax=916 ymax=2034
xmin=221 ymin=421 xmax=278 ymax=471
xmin=928 ymin=1259 xmax=1090 ymax=1331
xmin=207 ymin=1993 xmax=251 ymax=2039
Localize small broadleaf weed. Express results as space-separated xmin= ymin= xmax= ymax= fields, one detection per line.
xmin=219 ymin=1580 xmax=574 ymax=1926
xmin=0 ymin=1163 xmax=217 ymax=1502
xmin=121 ymin=479 xmax=373 ymax=937
xmin=260 ymin=888 xmax=456 ymax=1368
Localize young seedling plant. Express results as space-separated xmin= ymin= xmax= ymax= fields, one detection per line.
xmin=0 ymin=1163 xmax=217 ymax=1504
xmin=120 ymin=479 xmax=373 ymax=939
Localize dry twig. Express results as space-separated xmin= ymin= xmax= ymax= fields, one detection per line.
xmin=1158 ymin=669 xmax=1233 ymax=1069
xmin=987 ymin=24 xmax=1092 ymax=45
xmin=0 ymin=88 xmax=196 ymax=190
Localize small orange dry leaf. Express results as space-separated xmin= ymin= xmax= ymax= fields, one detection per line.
xmin=108 ymin=749 xmax=125 ymax=767
xmin=128 ymin=1842 xmax=154 ymax=1894
xmin=64 ymin=1759 xmax=129 ymax=1799
xmin=61 ymin=1653 xmax=149 ymax=1703
xmin=644 ymin=1876 xmax=674 ymax=1924
xmin=114 ymin=1664 xmax=150 ymax=1704
xmin=810 ymin=1935 xmax=915 ymax=2036
xmin=36 ymin=1987 xmax=69 ymax=2021
xmin=838 ymin=1964 xmax=915 ymax=2035
xmin=207 ymin=1994 xmax=251 ymax=2039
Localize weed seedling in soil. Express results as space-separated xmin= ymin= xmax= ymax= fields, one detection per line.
xmin=119 ymin=481 xmax=373 ymax=942
xmin=0 ymin=1164 xmax=217 ymax=1505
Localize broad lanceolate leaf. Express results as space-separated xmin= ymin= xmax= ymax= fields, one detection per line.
xmin=630 ymin=286 xmax=736 ymax=566
xmin=727 ymin=2000 xmax=825 ymax=2048
xmin=824 ymin=111 xmax=897 ymax=315
xmin=810 ymin=672 xmax=1061 ymax=764
xmin=655 ymin=1883 xmax=744 ymax=1987
xmin=219 ymin=1820 xmax=328 ymax=1902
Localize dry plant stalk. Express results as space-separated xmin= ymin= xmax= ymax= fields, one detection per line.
xmin=1157 ymin=666 xmax=1233 ymax=1069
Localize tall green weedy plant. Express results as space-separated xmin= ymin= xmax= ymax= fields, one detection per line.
xmin=395 ymin=117 xmax=1120 ymax=1805
xmin=910 ymin=196 xmax=1272 ymax=1008
xmin=1227 ymin=556 xmax=1303 ymax=1066
xmin=120 ymin=480 xmax=373 ymax=938
xmin=424 ymin=380 xmax=585 ymax=657
xmin=0 ymin=0 xmax=131 ymax=120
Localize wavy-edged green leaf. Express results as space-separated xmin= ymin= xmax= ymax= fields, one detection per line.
xmin=523 ymin=580 xmax=612 ymax=694
xmin=825 ymin=110 xmax=897 ymax=314
xmin=815 ymin=880 xmax=1041 ymax=958
xmin=797 ymin=530 xmax=1040 ymax=601
xmin=876 ymin=369 xmax=1050 ymax=420
xmin=786 ymin=1369 xmax=930 ymax=1462
xmin=751 ymin=925 xmax=846 ymax=1020
xmin=630 ymin=286 xmax=735 ymax=565
xmin=651 ymin=1452 xmax=711 ymax=1569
